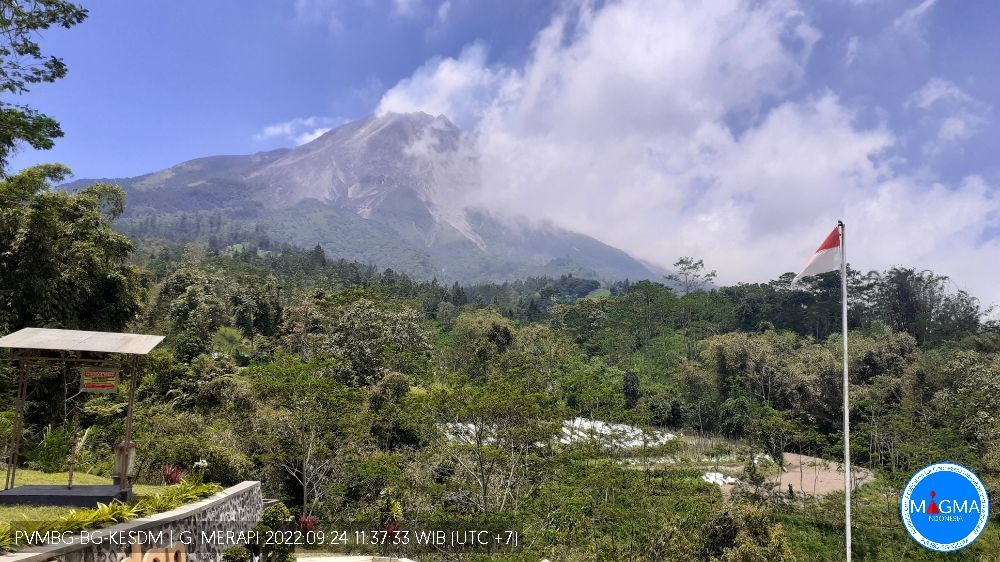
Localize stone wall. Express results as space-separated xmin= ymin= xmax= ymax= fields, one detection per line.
xmin=0 ymin=481 xmax=262 ymax=562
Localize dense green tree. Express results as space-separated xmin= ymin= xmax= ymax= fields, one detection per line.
xmin=428 ymin=376 xmax=562 ymax=513
xmin=0 ymin=165 xmax=143 ymax=331
xmin=242 ymin=359 xmax=369 ymax=513
xmin=622 ymin=371 xmax=640 ymax=410
xmin=280 ymin=291 xmax=327 ymax=362
xmin=869 ymin=267 xmax=982 ymax=344
xmin=498 ymin=323 xmax=584 ymax=393
xmin=445 ymin=309 xmax=516 ymax=379
xmin=0 ymin=0 xmax=88 ymax=173
xmin=326 ymin=299 xmax=429 ymax=385
xmin=667 ymin=257 xmax=721 ymax=360
xmin=165 ymin=274 xmax=227 ymax=362
xmin=229 ymin=279 xmax=282 ymax=338
xmin=369 ymin=371 xmax=422 ymax=451
xmin=676 ymin=361 xmax=719 ymax=434
xmin=553 ymin=296 xmax=613 ymax=355
xmin=619 ymin=280 xmax=678 ymax=352
xmin=709 ymin=505 xmax=797 ymax=561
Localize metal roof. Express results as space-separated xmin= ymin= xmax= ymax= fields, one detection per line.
xmin=0 ymin=328 xmax=165 ymax=355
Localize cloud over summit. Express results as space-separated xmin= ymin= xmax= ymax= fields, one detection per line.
xmin=378 ymin=0 xmax=1000 ymax=306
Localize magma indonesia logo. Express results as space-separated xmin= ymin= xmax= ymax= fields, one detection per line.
xmin=901 ymin=462 xmax=990 ymax=552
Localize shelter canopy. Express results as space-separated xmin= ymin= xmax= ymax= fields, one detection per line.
xmin=0 ymin=328 xmax=164 ymax=355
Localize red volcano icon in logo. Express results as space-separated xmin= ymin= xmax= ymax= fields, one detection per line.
xmin=927 ymin=490 xmax=940 ymax=515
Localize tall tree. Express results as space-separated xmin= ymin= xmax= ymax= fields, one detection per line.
xmin=0 ymin=0 xmax=88 ymax=174
xmin=622 ymin=371 xmax=640 ymax=410
xmin=667 ymin=257 xmax=718 ymax=359
xmin=0 ymin=164 xmax=143 ymax=332
xmin=666 ymin=256 xmax=717 ymax=295
xmin=429 ymin=377 xmax=561 ymax=513
xmin=870 ymin=267 xmax=981 ymax=344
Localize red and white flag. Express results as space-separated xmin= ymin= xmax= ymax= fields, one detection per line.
xmin=793 ymin=226 xmax=842 ymax=283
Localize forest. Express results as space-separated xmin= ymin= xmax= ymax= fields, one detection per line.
xmin=2 ymin=4 xmax=999 ymax=558
xmin=3 ymin=166 xmax=1000 ymax=560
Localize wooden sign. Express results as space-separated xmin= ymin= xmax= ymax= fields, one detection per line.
xmin=81 ymin=368 xmax=119 ymax=393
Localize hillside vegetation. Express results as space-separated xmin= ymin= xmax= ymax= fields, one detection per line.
xmin=64 ymin=113 xmax=658 ymax=284
xmin=4 ymin=166 xmax=1000 ymax=560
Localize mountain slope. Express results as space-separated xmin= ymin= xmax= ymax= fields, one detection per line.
xmin=65 ymin=113 xmax=657 ymax=283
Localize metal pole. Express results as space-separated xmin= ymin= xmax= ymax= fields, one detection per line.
xmin=67 ymin=409 xmax=79 ymax=489
xmin=121 ymin=356 xmax=137 ymax=495
xmin=2 ymin=364 xmax=15 ymax=490
xmin=5 ymin=363 xmax=28 ymax=490
xmin=839 ymin=220 xmax=851 ymax=562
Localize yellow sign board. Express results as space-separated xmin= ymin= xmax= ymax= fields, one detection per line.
xmin=81 ymin=369 xmax=119 ymax=393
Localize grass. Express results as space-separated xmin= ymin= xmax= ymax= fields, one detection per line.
xmin=0 ymin=468 xmax=166 ymax=525
xmin=1 ymin=478 xmax=222 ymax=553
xmin=9 ymin=467 xmax=165 ymax=495
xmin=775 ymin=477 xmax=1000 ymax=561
xmin=0 ymin=505 xmax=66 ymax=525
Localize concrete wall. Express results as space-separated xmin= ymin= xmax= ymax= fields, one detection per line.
xmin=1 ymin=481 xmax=262 ymax=562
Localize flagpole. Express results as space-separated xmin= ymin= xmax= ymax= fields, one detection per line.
xmin=839 ymin=219 xmax=851 ymax=562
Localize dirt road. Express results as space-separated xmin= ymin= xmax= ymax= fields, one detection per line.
xmin=721 ymin=453 xmax=873 ymax=498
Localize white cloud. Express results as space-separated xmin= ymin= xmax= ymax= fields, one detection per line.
xmin=937 ymin=117 xmax=971 ymax=142
xmin=378 ymin=42 xmax=511 ymax=128
xmin=892 ymin=0 xmax=937 ymax=37
xmin=378 ymin=0 xmax=1000 ymax=306
xmin=907 ymin=78 xmax=989 ymax=151
xmin=295 ymin=0 xmax=425 ymax=28
xmin=254 ymin=117 xmax=338 ymax=146
xmin=845 ymin=36 xmax=860 ymax=66
xmin=436 ymin=0 xmax=451 ymax=22
xmin=392 ymin=0 xmax=421 ymax=17
xmin=294 ymin=0 xmax=343 ymax=32
xmin=909 ymin=78 xmax=973 ymax=109
xmin=295 ymin=127 xmax=333 ymax=145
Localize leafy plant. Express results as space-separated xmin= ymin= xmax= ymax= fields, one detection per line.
xmin=27 ymin=424 xmax=71 ymax=472
xmin=221 ymin=545 xmax=252 ymax=562
xmin=259 ymin=503 xmax=292 ymax=529
xmin=0 ymin=523 xmax=13 ymax=553
xmin=162 ymin=464 xmax=184 ymax=485
xmin=135 ymin=479 xmax=222 ymax=514
xmin=0 ymin=479 xmax=221 ymax=553
xmin=253 ymin=504 xmax=295 ymax=562
xmin=295 ymin=514 xmax=317 ymax=533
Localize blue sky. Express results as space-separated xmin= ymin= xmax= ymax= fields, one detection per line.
xmin=9 ymin=0 xmax=999 ymax=184
xmin=9 ymin=0 xmax=560 ymax=177
xmin=8 ymin=0 xmax=1000 ymax=304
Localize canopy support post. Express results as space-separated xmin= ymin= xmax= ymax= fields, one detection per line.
xmin=118 ymin=355 xmax=138 ymax=498
xmin=67 ymin=408 xmax=80 ymax=489
xmin=4 ymin=362 xmax=28 ymax=490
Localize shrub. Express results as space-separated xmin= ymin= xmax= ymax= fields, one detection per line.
xmin=1 ymin=478 xmax=223 ymax=554
xmin=705 ymin=504 xmax=797 ymax=562
xmin=221 ymin=545 xmax=252 ymax=562
xmin=27 ymin=424 xmax=71 ymax=472
xmin=260 ymin=503 xmax=292 ymax=528
xmin=0 ymin=411 xmax=15 ymax=455
xmin=73 ymin=426 xmax=113 ymax=476
xmin=162 ymin=464 xmax=184 ymax=485
xmin=254 ymin=504 xmax=295 ymax=562
xmin=295 ymin=514 xmax=317 ymax=533
xmin=133 ymin=415 xmax=251 ymax=486
xmin=0 ymin=523 xmax=12 ymax=553
xmin=201 ymin=444 xmax=252 ymax=485
xmin=136 ymin=479 xmax=222 ymax=514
